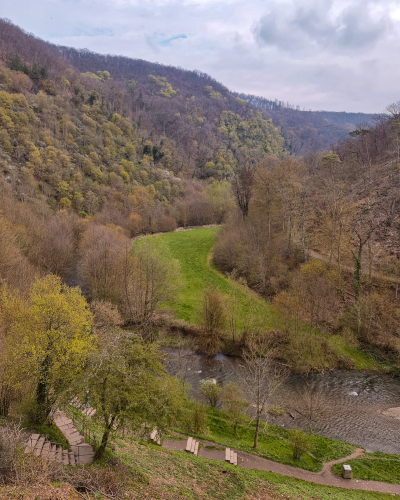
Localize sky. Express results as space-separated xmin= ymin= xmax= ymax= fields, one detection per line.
xmin=2 ymin=0 xmax=400 ymax=113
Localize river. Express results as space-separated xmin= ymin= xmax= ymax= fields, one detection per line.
xmin=165 ymin=349 xmax=400 ymax=454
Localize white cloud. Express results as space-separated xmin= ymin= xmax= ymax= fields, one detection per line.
xmin=3 ymin=0 xmax=400 ymax=112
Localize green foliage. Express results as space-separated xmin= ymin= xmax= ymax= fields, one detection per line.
xmin=76 ymin=333 xmax=187 ymax=458
xmin=192 ymin=402 xmax=208 ymax=434
xmin=10 ymin=275 xmax=95 ymax=421
xmin=200 ymin=379 xmax=222 ymax=407
xmin=288 ymin=429 xmax=312 ymax=460
xmin=205 ymin=85 xmax=222 ymax=99
xmin=149 ymin=75 xmax=177 ymax=97
xmin=218 ymin=110 xmax=284 ymax=157
xmin=221 ymin=382 xmax=247 ymax=436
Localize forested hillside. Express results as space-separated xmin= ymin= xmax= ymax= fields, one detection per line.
xmin=214 ymin=106 xmax=400 ymax=371
xmin=235 ymin=92 xmax=378 ymax=154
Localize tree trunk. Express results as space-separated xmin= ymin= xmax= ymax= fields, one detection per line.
xmin=253 ymin=411 xmax=261 ymax=449
xmin=36 ymin=355 xmax=50 ymax=423
xmin=353 ymin=244 xmax=363 ymax=298
xmin=95 ymin=415 xmax=115 ymax=460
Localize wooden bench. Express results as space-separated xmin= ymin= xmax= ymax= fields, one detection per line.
xmin=186 ymin=436 xmax=193 ymax=452
xmin=225 ymin=447 xmax=238 ymax=466
xmin=186 ymin=437 xmax=199 ymax=455
xmin=150 ymin=429 xmax=161 ymax=445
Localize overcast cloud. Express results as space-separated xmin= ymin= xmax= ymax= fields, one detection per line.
xmin=3 ymin=0 xmax=400 ymax=112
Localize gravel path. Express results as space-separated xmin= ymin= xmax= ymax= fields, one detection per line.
xmin=163 ymin=437 xmax=400 ymax=494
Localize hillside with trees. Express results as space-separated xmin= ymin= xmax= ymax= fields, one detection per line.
xmin=235 ymin=92 xmax=378 ymax=154
xmin=3 ymin=15 xmax=400 ymax=500
xmin=214 ymin=109 xmax=400 ymax=372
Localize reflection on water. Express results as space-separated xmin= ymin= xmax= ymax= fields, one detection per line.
xmin=164 ymin=349 xmax=400 ymax=454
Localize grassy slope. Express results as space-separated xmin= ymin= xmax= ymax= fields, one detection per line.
xmin=112 ymin=437 xmax=399 ymax=500
xmin=331 ymin=452 xmax=400 ymax=484
xmin=175 ymin=407 xmax=355 ymax=472
xmin=153 ymin=227 xmax=379 ymax=369
xmin=152 ymin=227 xmax=277 ymax=327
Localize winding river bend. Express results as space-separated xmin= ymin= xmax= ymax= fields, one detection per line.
xmin=165 ymin=349 xmax=400 ymax=454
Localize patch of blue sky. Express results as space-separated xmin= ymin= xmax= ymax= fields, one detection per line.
xmin=158 ymin=34 xmax=187 ymax=46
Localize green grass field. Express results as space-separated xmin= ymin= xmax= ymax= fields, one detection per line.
xmin=110 ymin=433 xmax=400 ymax=500
xmin=145 ymin=227 xmax=278 ymax=328
xmin=331 ymin=451 xmax=400 ymax=484
xmin=114 ymin=441 xmax=400 ymax=500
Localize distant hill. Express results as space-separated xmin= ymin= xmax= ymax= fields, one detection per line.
xmin=234 ymin=92 xmax=378 ymax=154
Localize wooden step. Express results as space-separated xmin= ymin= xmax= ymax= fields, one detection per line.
xmin=194 ymin=441 xmax=199 ymax=456
xmin=186 ymin=437 xmax=193 ymax=452
xmin=68 ymin=451 xmax=76 ymax=466
xmin=62 ymin=449 xmax=69 ymax=465
xmin=34 ymin=437 xmax=45 ymax=457
xmin=41 ymin=441 xmax=51 ymax=458
xmin=225 ymin=447 xmax=230 ymax=462
xmin=48 ymin=444 xmax=57 ymax=460
xmin=24 ymin=434 xmax=40 ymax=453
xmin=55 ymin=446 xmax=63 ymax=463
xmin=73 ymin=444 xmax=95 ymax=465
xmin=191 ymin=439 xmax=196 ymax=453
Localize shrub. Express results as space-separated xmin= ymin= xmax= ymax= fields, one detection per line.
xmin=196 ymin=286 xmax=227 ymax=356
xmin=288 ymin=429 xmax=312 ymax=460
xmin=200 ymin=379 xmax=222 ymax=407
xmin=192 ymin=403 xmax=207 ymax=434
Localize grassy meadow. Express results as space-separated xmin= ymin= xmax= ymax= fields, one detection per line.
xmin=137 ymin=227 xmax=278 ymax=328
xmin=135 ymin=227 xmax=381 ymax=370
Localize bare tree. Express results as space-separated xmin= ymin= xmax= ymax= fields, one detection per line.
xmin=296 ymin=380 xmax=325 ymax=433
xmin=231 ymin=165 xmax=255 ymax=219
xmin=241 ymin=335 xmax=289 ymax=449
xmin=121 ymin=238 xmax=180 ymax=339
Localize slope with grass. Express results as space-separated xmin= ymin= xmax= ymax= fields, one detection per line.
xmin=143 ymin=227 xmax=380 ymax=370
xmin=331 ymin=452 xmax=400 ymax=484
xmin=175 ymin=407 xmax=356 ymax=473
xmin=138 ymin=227 xmax=278 ymax=328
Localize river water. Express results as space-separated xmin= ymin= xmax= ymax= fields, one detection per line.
xmin=165 ymin=349 xmax=400 ymax=454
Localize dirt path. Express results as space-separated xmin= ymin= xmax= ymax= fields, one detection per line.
xmin=163 ymin=437 xmax=400 ymax=494
xmin=308 ymin=248 xmax=399 ymax=285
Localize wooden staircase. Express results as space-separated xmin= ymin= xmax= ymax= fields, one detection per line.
xmin=24 ymin=434 xmax=77 ymax=465
xmin=24 ymin=409 xmax=96 ymax=466
xmin=53 ymin=410 xmax=95 ymax=464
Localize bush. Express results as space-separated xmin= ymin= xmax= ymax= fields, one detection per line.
xmin=196 ymin=286 xmax=227 ymax=356
xmin=192 ymin=403 xmax=207 ymax=434
xmin=20 ymin=396 xmax=47 ymax=425
xmin=289 ymin=429 xmax=312 ymax=460
xmin=200 ymin=379 xmax=222 ymax=407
